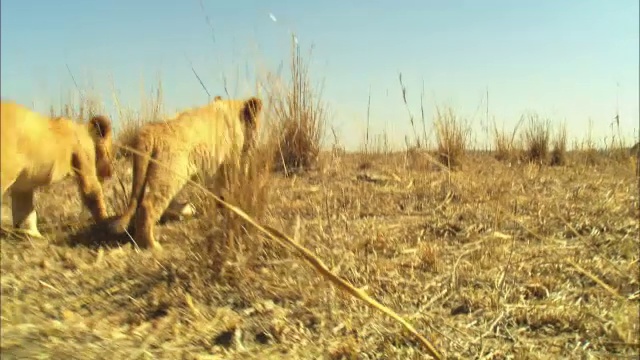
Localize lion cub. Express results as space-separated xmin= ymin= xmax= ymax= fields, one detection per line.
xmin=1 ymin=101 xmax=114 ymax=238
xmin=110 ymin=95 xmax=263 ymax=250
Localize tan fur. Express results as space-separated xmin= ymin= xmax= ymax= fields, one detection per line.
xmin=0 ymin=101 xmax=114 ymax=238
xmin=110 ymin=95 xmax=263 ymax=250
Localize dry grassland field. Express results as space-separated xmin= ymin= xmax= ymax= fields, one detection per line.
xmin=1 ymin=146 xmax=639 ymax=359
xmin=1 ymin=52 xmax=639 ymax=360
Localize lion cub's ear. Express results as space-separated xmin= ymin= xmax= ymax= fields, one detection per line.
xmin=214 ymin=95 xmax=223 ymax=101
xmin=242 ymin=97 xmax=263 ymax=126
xmin=88 ymin=115 xmax=113 ymax=139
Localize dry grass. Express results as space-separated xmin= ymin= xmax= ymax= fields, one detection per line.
xmin=433 ymin=107 xmax=470 ymax=170
xmin=522 ymin=113 xmax=551 ymax=165
xmin=1 ymin=148 xmax=638 ymax=359
xmin=603 ymin=134 xmax=634 ymax=165
xmin=112 ymin=80 xmax=165 ymax=159
xmin=631 ymin=141 xmax=640 ymax=156
xmin=48 ymin=90 xmax=104 ymax=123
xmin=197 ymin=139 xmax=277 ymax=274
xmin=2 ymin=38 xmax=639 ymax=359
xmin=492 ymin=119 xmax=523 ymax=164
xmin=574 ymin=120 xmax=600 ymax=166
xmin=268 ymin=35 xmax=326 ymax=175
xmin=550 ymin=123 xmax=567 ymax=166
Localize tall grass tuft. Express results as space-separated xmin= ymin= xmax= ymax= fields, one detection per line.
xmin=492 ymin=118 xmax=523 ymax=163
xmin=550 ymin=123 xmax=567 ymax=166
xmin=433 ymin=106 xmax=469 ymax=169
xmin=268 ymin=34 xmax=326 ymax=175
xmin=199 ymin=138 xmax=276 ymax=272
xmin=522 ymin=113 xmax=550 ymax=165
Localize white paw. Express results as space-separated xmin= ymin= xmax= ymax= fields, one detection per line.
xmin=15 ymin=228 xmax=44 ymax=239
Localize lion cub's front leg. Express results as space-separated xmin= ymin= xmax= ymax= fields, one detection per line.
xmin=10 ymin=189 xmax=44 ymax=238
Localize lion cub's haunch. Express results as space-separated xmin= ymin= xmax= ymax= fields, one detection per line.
xmin=111 ymin=95 xmax=263 ymax=250
xmin=0 ymin=101 xmax=114 ymax=238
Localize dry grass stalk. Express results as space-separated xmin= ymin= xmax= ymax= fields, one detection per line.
xmin=565 ymin=259 xmax=624 ymax=300
xmin=398 ymin=73 xmax=429 ymax=149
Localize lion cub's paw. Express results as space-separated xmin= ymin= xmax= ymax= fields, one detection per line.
xmin=159 ymin=202 xmax=197 ymax=224
xmin=149 ymin=242 xmax=164 ymax=255
xmin=16 ymin=228 xmax=45 ymax=240
xmin=107 ymin=217 xmax=131 ymax=235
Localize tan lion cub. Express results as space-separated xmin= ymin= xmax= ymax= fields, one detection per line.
xmin=110 ymin=95 xmax=263 ymax=250
xmin=1 ymin=101 xmax=114 ymax=238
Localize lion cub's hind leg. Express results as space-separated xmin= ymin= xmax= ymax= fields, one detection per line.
xmin=132 ymin=157 xmax=191 ymax=251
xmin=1 ymin=169 xmax=19 ymax=196
xmin=0 ymin=153 xmax=41 ymax=238
xmin=10 ymin=189 xmax=44 ymax=239
xmin=110 ymin=135 xmax=155 ymax=235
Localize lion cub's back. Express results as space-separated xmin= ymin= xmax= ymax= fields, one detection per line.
xmin=1 ymin=102 xmax=52 ymax=171
xmin=147 ymin=103 xmax=246 ymax=152
xmin=1 ymin=102 xmax=85 ymax=188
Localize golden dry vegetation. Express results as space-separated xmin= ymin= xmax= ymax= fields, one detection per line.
xmin=2 ymin=148 xmax=638 ymax=359
xmin=1 ymin=42 xmax=639 ymax=359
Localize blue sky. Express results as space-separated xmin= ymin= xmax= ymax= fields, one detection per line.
xmin=2 ymin=0 xmax=638 ymax=150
